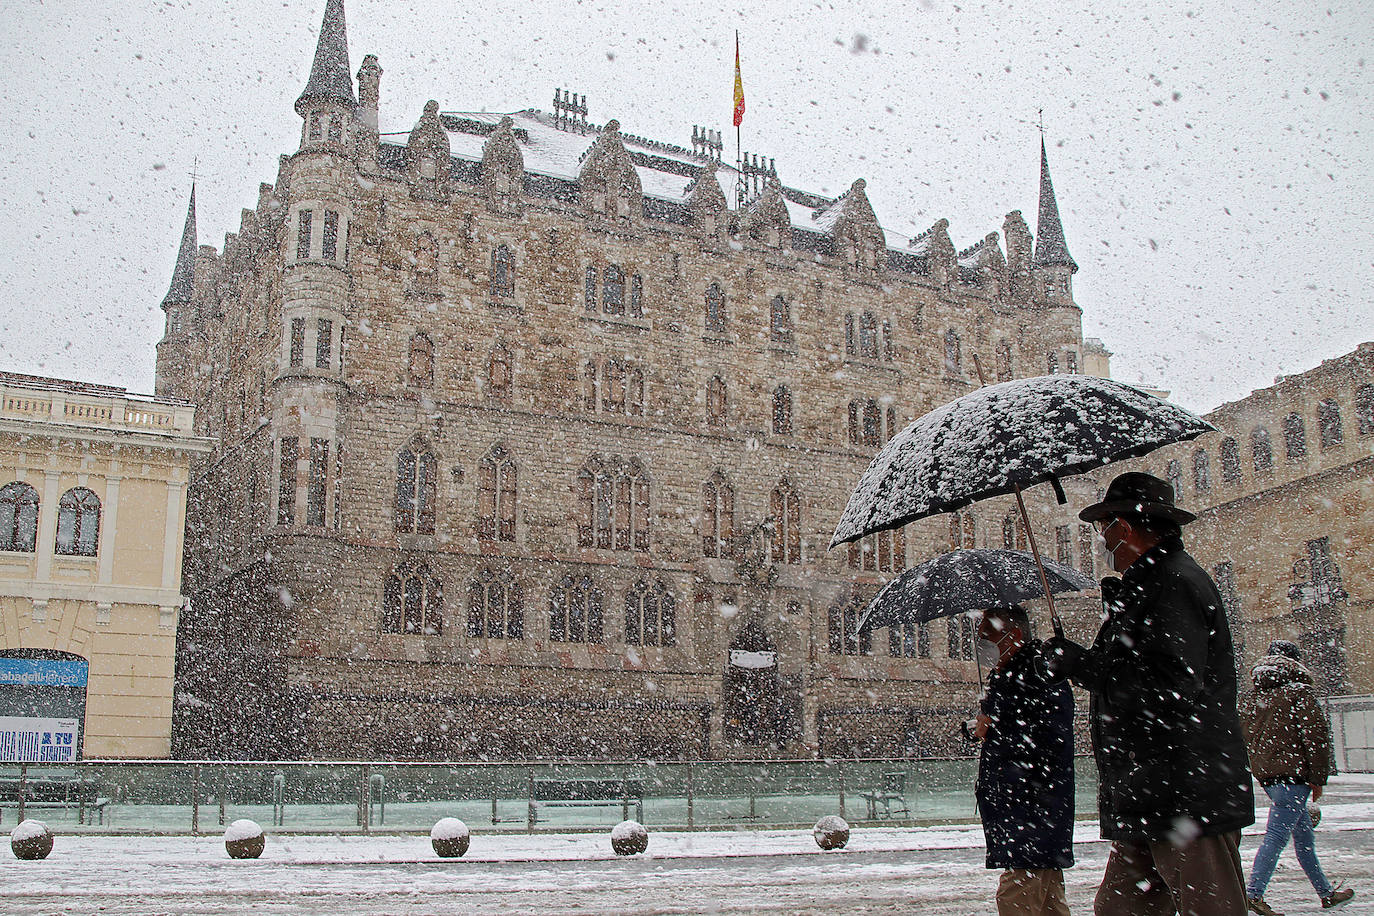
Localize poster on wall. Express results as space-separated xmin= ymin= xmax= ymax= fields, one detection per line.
xmin=0 ymin=652 xmax=89 ymax=760
xmin=0 ymin=716 xmax=80 ymax=763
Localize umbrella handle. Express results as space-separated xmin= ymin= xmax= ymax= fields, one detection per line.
xmin=1013 ymin=485 xmax=1065 ymax=638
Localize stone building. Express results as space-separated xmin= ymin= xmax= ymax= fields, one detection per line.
xmin=165 ymin=0 xmax=1103 ymax=760
xmin=0 ymin=372 xmax=209 ymax=757
xmin=1119 ymin=344 xmax=1374 ymax=697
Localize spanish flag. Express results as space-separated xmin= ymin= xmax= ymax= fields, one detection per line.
xmin=732 ymin=32 xmax=745 ymax=127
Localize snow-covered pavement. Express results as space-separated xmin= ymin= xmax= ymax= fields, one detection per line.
xmin=6 ymin=777 xmax=1374 ymax=914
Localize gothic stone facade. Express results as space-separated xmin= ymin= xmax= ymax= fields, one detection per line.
xmin=163 ymin=0 xmax=1094 ymax=760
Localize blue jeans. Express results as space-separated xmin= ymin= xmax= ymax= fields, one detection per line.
xmin=1247 ymin=782 xmax=1333 ymax=899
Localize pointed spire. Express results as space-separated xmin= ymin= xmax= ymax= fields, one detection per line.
xmin=295 ymin=0 xmax=355 ymax=116
xmin=161 ymin=185 xmax=197 ymax=309
xmin=1032 ymin=139 xmax=1077 ymax=273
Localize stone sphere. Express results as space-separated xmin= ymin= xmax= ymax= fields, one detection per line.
xmin=430 ymin=817 xmax=470 ymax=858
xmin=610 ymin=819 xmax=649 ymax=856
xmin=813 ymin=815 xmax=850 ymax=850
xmin=224 ymin=819 xmax=265 ymax=859
xmin=10 ymin=819 xmax=53 ymax=860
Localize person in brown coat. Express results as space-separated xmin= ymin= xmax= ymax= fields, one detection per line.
xmin=1239 ymin=640 xmax=1354 ymax=913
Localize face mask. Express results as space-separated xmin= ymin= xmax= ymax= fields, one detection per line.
xmin=976 ymin=637 xmax=1003 ymax=671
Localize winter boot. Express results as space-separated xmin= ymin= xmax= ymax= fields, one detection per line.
xmin=1321 ymin=885 xmax=1354 ymax=908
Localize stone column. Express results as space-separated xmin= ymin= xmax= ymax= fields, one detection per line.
xmin=97 ymin=475 xmax=121 ymax=584
xmin=35 ymin=469 xmax=60 ymax=580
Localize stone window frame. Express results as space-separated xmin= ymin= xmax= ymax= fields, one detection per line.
xmin=1193 ymin=448 xmax=1211 ymax=493
xmin=577 ymin=457 xmax=651 ymax=553
xmin=828 ymin=589 xmax=871 ymax=656
xmin=1356 ymin=384 xmax=1374 ymax=436
xmin=381 ymin=563 xmax=444 ymax=636
xmin=1317 ymin=398 xmax=1343 ymax=449
xmin=490 ymin=244 xmax=515 ymax=299
xmin=1283 ymin=412 xmax=1307 ymax=460
xmin=395 ymin=439 xmax=438 ymax=535
xmin=467 ymin=567 xmax=523 ymax=640
xmin=487 ymin=342 xmax=513 ymax=404
xmin=624 ymin=578 xmax=676 ymax=648
xmin=701 ymin=470 xmax=734 ymax=559
xmin=704 ymin=282 xmax=727 ymax=335
xmin=1251 ymin=426 xmax=1274 ymax=472
xmin=548 ymin=572 xmax=604 ymax=644
xmin=1220 ymin=437 xmax=1242 ymax=483
xmin=706 ymin=375 xmax=728 ymax=427
xmin=771 ymin=384 xmax=793 ymax=436
xmin=477 ymin=445 xmax=517 ymax=543
xmin=1 ymin=482 xmax=40 ymax=553
xmin=769 ymin=479 xmax=802 ymax=565
xmin=54 ymin=487 xmax=101 ymax=557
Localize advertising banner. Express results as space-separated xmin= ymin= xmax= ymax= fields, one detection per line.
xmin=0 ymin=716 xmax=80 ymax=763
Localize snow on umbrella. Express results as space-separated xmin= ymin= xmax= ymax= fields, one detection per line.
xmin=857 ymin=549 xmax=1096 ymax=632
xmin=831 ymin=375 xmax=1214 ymax=633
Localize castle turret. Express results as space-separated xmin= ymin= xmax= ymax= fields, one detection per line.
xmin=155 ymin=186 xmax=198 ymax=399
xmin=295 ymin=0 xmax=356 ymax=154
xmin=1031 ymin=139 xmax=1083 ymax=374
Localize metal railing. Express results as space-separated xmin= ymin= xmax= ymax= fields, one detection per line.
xmin=0 ymin=756 xmax=1101 ymax=834
xmin=1322 ymin=694 xmax=1374 ymax=773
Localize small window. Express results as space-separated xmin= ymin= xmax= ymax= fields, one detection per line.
xmin=326 ymin=116 xmax=342 ymax=144
xmin=0 ymin=482 xmax=40 ymax=553
xmin=1055 ymin=524 xmax=1072 ymax=566
xmin=770 ymin=295 xmax=791 ymax=343
xmin=862 ymin=399 xmax=881 ymax=447
xmin=885 ymin=406 xmax=898 ymax=442
xmin=1065 ymin=350 xmax=1079 ymax=374
xmin=629 ymin=274 xmax=643 ymax=318
xmin=890 ymin=619 xmax=919 ymax=658
xmin=315 ymin=319 xmax=332 ymax=369
xmin=1318 ymin=398 xmax=1343 ymax=449
xmin=706 ymin=375 xmax=727 ymax=427
xmin=772 ymin=385 xmax=792 ymax=436
xmin=408 ymin=332 xmax=434 ymax=388
xmin=1357 ymin=385 xmax=1374 ymax=436
xmin=829 ymin=592 xmax=871 ymax=656
xmin=1283 ymin=413 xmax=1307 ymax=460
xmin=583 ymin=361 xmax=598 ymax=411
xmin=307 ymin=438 xmax=329 ymax=526
xmin=604 ymin=360 xmax=626 ymax=413
xmin=944 ymin=329 xmax=961 ymax=377
xmin=705 ymin=282 xmax=726 ymax=334
xmin=1251 ymin=427 xmax=1273 ymax=472
xmin=882 ymin=318 xmax=895 ymax=361
xmin=277 ymin=437 xmax=298 ymax=526
xmin=296 ymin=210 xmax=312 ymax=260
xmin=1047 ymin=351 xmax=1059 ymax=375
xmin=769 ymin=480 xmax=802 ymax=564
xmin=859 ymin=312 xmax=878 ymax=359
xmin=1002 ymin=514 xmax=1017 ymax=550
xmin=488 ymin=344 xmax=512 ymax=404
xmin=290 ymin=318 xmax=305 ymax=367
xmin=844 ymin=313 xmax=856 ymax=356
xmin=322 ymin=210 xmax=338 ymax=261
xmin=584 ymin=266 xmax=597 ymax=312
xmin=628 ymin=368 xmax=645 ymax=417
xmin=1077 ymin=524 xmax=1095 ymax=577
xmin=1193 ymin=449 xmax=1211 ymax=492
xmin=477 ymin=447 xmax=517 ymax=542
xmin=848 ymin=400 xmax=860 ymax=445
xmin=947 ymin=614 xmax=975 ymax=660
xmin=491 ymin=244 xmax=514 ymax=298
xmin=1220 ymin=437 xmax=1241 ymax=483
xmin=54 ymin=487 xmax=101 ymax=556
xmin=308 ymin=113 xmax=323 ymax=142
xmin=603 ymin=265 xmax=625 ymax=315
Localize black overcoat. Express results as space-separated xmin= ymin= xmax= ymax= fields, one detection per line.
xmin=976 ymin=639 xmax=1076 ymax=870
xmin=1072 ymin=536 xmax=1254 ymax=843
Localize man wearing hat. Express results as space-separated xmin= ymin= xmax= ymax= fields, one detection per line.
xmin=1047 ymin=472 xmax=1254 ymax=915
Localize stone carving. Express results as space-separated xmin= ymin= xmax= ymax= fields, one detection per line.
xmin=481 ymin=116 xmax=524 ymax=213
xmin=407 ymin=100 xmax=451 ymax=201
xmin=578 ymin=119 xmax=642 ymax=221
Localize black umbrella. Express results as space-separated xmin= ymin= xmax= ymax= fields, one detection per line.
xmin=857 ymin=549 xmax=1097 ymax=632
xmin=831 ymin=374 xmax=1214 ymax=635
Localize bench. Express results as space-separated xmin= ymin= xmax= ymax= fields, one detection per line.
xmin=0 ymin=776 xmax=110 ymax=825
xmin=858 ymin=772 xmax=911 ymax=820
xmin=531 ymin=778 xmax=644 ymax=825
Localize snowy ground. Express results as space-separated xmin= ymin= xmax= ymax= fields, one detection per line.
xmin=6 ymin=777 xmax=1374 ymax=915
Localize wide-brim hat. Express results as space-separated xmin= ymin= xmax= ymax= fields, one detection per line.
xmin=1079 ymin=471 xmax=1197 ymax=525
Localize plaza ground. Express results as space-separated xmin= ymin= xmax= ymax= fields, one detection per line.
xmin=5 ymin=776 xmax=1373 ymax=915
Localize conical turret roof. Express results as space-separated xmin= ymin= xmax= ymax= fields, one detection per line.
xmin=1032 ymin=139 xmax=1077 ymax=273
xmin=295 ymin=0 xmax=355 ymax=115
xmin=161 ymin=185 xmax=197 ymax=309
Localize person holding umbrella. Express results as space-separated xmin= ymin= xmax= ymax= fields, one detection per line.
xmin=973 ymin=603 xmax=1076 ymax=916
xmin=1046 ymin=472 xmax=1254 ymax=915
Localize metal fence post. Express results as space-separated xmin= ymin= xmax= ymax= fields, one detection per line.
xmin=191 ymin=764 xmax=200 ymax=834
xmin=17 ymin=764 xmax=26 ymax=823
xmin=838 ymin=761 xmax=846 ymax=820
xmin=361 ymin=765 xmax=371 ymax=834
xmin=526 ymin=767 xmax=536 ymax=833
xmin=686 ymin=759 xmax=694 ymax=829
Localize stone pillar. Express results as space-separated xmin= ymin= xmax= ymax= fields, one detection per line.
xmin=98 ymin=475 xmax=121 ymax=584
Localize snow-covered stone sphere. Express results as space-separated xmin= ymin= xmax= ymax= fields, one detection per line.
xmin=610 ymin=819 xmax=649 ymax=856
xmin=224 ymin=818 xmax=265 ymax=859
xmin=10 ymin=819 xmax=53 ymax=860
xmin=430 ymin=817 xmax=470 ymax=858
xmin=813 ymin=815 xmax=850 ymax=850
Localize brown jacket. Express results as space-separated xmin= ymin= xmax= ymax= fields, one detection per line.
xmin=1238 ymin=654 xmax=1332 ymax=786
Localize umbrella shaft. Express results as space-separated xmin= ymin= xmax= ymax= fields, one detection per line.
xmin=1014 ymin=485 xmax=1065 ymax=638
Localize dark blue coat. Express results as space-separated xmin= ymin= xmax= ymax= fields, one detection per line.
xmin=976 ymin=639 xmax=1075 ymax=870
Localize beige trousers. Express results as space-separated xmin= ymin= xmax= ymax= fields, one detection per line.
xmin=998 ymin=868 xmax=1072 ymax=916
xmin=1094 ymin=831 xmax=1246 ymax=916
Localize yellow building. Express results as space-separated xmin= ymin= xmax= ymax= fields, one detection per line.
xmin=0 ymin=372 xmax=210 ymax=758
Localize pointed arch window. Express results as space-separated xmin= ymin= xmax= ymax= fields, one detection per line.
xmin=1318 ymin=398 xmax=1343 ymax=449
xmin=625 ymin=578 xmax=676 ymax=647
xmin=770 ymin=295 xmax=791 ymax=343
xmin=1357 ymin=385 xmax=1374 ymax=436
xmin=862 ymin=399 xmax=881 ymax=447
xmin=491 ymin=244 xmax=514 ymax=298
xmin=702 ymin=471 xmax=734 ymax=558
xmin=706 ymin=375 xmax=727 ymax=427
xmin=627 ymin=368 xmax=645 ymax=417
xmin=944 ymin=329 xmax=962 ymax=377
xmin=705 ymin=282 xmax=727 ymax=334
xmin=603 ymin=359 xmax=627 ymax=413
xmin=488 ymin=343 xmax=512 ymax=403
xmin=1220 ymin=437 xmax=1242 ymax=483
xmin=578 ymin=458 xmax=650 ymax=552
xmin=882 ymin=318 xmax=895 ymax=361
xmin=1283 ymin=413 xmax=1307 ymax=460
xmin=1002 ymin=513 xmax=1017 ymax=550
xmin=467 ymin=568 xmax=522 ymax=639
xmin=408 ymin=332 xmax=434 ymax=388
xmin=549 ymin=573 xmax=603 ymax=643
xmin=947 ymin=613 xmax=975 ymax=660
xmin=772 ymin=385 xmax=793 ymax=436
xmin=0 ymin=482 xmax=40 ymax=553
xmin=629 ymin=274 xmax=644 ymax=318
xmin=583 ymin=360 xmax=598 ymax=411
xmin=381 ymin=564 xmax=443 ymax=635
xmin=770 ymin=480 xmax=802 ymax=564
xmin=848 ymin=400 xmax=860 ymax=444
xmin=949 ymin=510 xmax=976 ymax=549
xmin=1193 ymin=449 xmax=1211 ymax=493
xmin=584 ymin=265 xmax=598 ymax=312
xmin=395 ymin=442 xmax=437 ymax=534
xmin=828 ymin=590 xmax=871 ymax=656
xmin=1251 ymin=427 xmax=1273 ymax=472
xmin=844 ymin=313 xmax=857 ymax=355
xmin=478 ymin=446 xmax=517 ymax=542
xmin=858 ymin=312 xmax=878 ymax=359
xmin=1166 ymin=459 xmax=1183 ymax=496
xmin=603 ymin=265 xmax=626 ymax=315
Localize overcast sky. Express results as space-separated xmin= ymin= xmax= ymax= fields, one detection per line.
xmin=0 ymin=0 xmax=1369 ymax=413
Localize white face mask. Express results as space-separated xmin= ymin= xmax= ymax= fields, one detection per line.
xmin=976 ymin=637 xmax=1003 ymax=671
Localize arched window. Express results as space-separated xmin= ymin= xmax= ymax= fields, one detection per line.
xmin=882 ymin=318 xmax=895 ymax=361
xmin=490 ymin=244 xmax=514 ymax=298
xmin=1193 ymin=449 xmax=1211 ymax=493
xmin=1251 ymin=427 xmax=1273 ymax=472
xmin=1318 ymin=398 xmax=1343 ymax=449
xmin=944 ymin=329 xmax=962 ymax=377
xmin=549 ymin=573 xmax=603 ymax=643
xmin=772 ymin=385 xmax=792 ymax=436
xmin=862 ymin=399 xmax=881 ymax=447
xmin=769 ymin=295 xmax=791 ymax=343
xmin=1357 ymin=385 xmax=1374 ymax=436
xmin=844 ymin=313 xmax=856 ymax=355
xmin=0 ymin=482 xmax=40 ymax=553
xmin=949 ymin=510 xmax=976 ymax=549
xmin=629 ymin=274 xmax=644 ymax=318
xmin=770 ymin=480 xmax=802 ymax=564
xmin=1220 ymin=437 xmax=1241 ymax=483
xmin=467 ymin=568 xmax=522 ymax=639
xmin=706 ymin=375 xmax=727 ymax=427
xmin=705 ymin=282 xmax=726 ymax=334
xmin=702 ymin=471 xmax=734 ymax=558
xmin=584 ymin=266 xmax=598 ymax=312
xmin=603 ymin=265 xmax=626 ymax=315
xmin=625 ymin=578 xmax=676 ymax=647
xmin=578 ymin=458 xmax=650 ymax=552
xmin=995 ymin=341 xmax=1013 ymax=382
xmin=885 ymin=406 xmax=898 ymax=442
xmin=1166 ymin=459 xmax=1183 ymax=496
xmin=947 ymin=613 xmax=975 ymax=660
xmin=603 ymin=359 xmax=626 ymax=413
xmin=627 ymin=368 xmax=645 ymax=417
xmin=582 ymin=360 xmax=598 ymax=411
xmin=381 ymin=564 xmax=443 ymax=635
xmin=1283 ymin=413 xmax=1307 ymax=460
xmin=828 ymin=590 xmax=871 ymax=656
xmin=488 ymin=343 xmax=512 ymax=403
xmin=395 ymin=442 xmax=437 ymax=534
xmin=859 ymin=312 xmax=878 ymax=359
xmin=477 ymin=446 xmax=517 ymax=542
xmin=848 ymin=400 xmax=861 ymax=444
xmin=408 ymin=332 xmax=434 ymax=388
